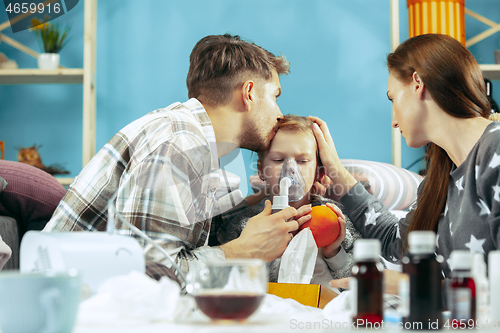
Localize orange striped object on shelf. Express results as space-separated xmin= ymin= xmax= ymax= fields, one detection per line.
xmin=407 ymin=0 xmax=465 ymax=45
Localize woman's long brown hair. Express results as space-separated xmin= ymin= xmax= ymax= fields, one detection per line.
xmin=387 ymin=34 xmax=490 ymax=239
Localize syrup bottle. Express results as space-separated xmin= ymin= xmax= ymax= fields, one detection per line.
xmin=401 ymin=231 xmax=443 ymax=330
xmin=350 ymin=239 xmax=384 ymax=327
xmin=449 ymin=250 xmax=476 ymax=328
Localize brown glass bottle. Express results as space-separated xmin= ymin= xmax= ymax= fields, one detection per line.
xmin=402 ymin=231 xmax=443 ymax=330
xmin=351 ymin=239 xmax=384 ymax=327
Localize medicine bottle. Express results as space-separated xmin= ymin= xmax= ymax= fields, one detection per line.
xmin=449 ymin=250 xmax=476 ymax=328
xmin=350 ymin=239 xmax=384 ymax=326
xmin=471 ymin=253 xmax=488 ymax=322
xmin=489 ymin=251 xmax=500 ymax=323
xmin=401 ymin=231 xmax=443 ymax=330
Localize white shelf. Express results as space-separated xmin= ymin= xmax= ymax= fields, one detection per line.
xmin=0 ymin=0 xmax=97 ymax=169
xmin=0 ymin=68 xmax=84 ymax=84
xmin=56 ymin=177 xmax=75 ymax=187
xmin=480 ymin=64 xmax=500 ymax=81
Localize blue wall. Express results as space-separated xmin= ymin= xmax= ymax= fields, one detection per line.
xmin=1 ymin=0 xmax=499 ymax=196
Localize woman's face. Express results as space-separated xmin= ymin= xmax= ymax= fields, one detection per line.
xmin=387 ymin=72 xmax=429 ymax=148
xmin=259 ymin=129 xmax=318 ymax=205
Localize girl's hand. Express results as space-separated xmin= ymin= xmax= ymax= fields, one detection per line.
xmin=290 ymin=204 xmax=312 ymax=236
xmin=309 ymin=116 xmax=357 ymax=197
xmin=329 ymin=277 xmax=351 ymax=289
xmin=321 ymin=202 xmax=347 ymax=258
xmin=313 ymin=174 xmax=333 ymax=197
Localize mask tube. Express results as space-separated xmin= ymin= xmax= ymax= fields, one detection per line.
xmin=279 ymin=157 xmax=306 ymax=203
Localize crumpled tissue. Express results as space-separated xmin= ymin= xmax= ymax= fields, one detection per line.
xmin=321 ymin=289 xmax=352 ymax=324
xmin=278 ymin=227 xmax=317 ymax=284
xmin=77 ymin=271 xmax=195 ymax=326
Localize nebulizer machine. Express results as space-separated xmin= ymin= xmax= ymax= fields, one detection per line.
xmin=271 ymin=157 xmax=307 ymax=213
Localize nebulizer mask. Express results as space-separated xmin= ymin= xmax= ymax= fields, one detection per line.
xmin=270 ymin=158 xmax=317 ymax=285
xmin=271 ymin=157 xmax=307 ymax=213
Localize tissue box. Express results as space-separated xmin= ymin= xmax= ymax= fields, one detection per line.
xmin=268 ymin=282 xmax=337 ymax=309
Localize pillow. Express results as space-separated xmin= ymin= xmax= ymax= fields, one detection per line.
xmin=249 ymin=159 xmax=423 ymax=211
xmin=341 ymin=159 xmax=423 ymax=211
xmin=0 ymin=177 xmax=6 ymax=193
xmin=0 ymin=160 xmax=66 ymax=229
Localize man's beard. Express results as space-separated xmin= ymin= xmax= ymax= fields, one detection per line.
xmin=239 ymin=120 xmax=275 ymax=152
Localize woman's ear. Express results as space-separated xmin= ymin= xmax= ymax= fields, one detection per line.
xmin=412 ymin=72 xmax=426 ymax=99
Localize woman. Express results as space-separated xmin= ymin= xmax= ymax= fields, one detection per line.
xmin=311 ymin=34 xmax=498 ymax=281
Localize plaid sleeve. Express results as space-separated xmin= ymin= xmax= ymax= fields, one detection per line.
xmin=114 ymin=136 xmax=217 ymax=263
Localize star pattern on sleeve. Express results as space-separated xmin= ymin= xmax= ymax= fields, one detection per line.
xmin=456 ymin=177 xmax=464 ymax=192
xmin=493 ymin=184 xmax=500 ymax=202
xmin=465 ymin=234 xmax=486 ymax=254
xmin=477 ymin=198 xmax=491 ymax=216
xmin=364 ymin=207 xmax=380 ymax=226
xmin=489 ymin=153 xmax=500 ymax=169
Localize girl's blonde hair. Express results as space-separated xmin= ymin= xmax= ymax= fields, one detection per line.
xmin=257 ymin=114 xmax=325 ymax=189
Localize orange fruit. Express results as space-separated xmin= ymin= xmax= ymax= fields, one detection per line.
xmin=299 ymin=205 xmax=340 ymax=248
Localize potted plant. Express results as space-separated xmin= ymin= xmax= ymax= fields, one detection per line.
xmin=30 ymin=17 xmax=70 ymax=70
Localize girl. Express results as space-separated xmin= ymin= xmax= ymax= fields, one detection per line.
xmin=217 ymin=115 xmax=363 ymax=289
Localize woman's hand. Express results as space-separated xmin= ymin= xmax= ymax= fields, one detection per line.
xmin=321 ymin=202 xmax=346 ymax=258
xmin=309 ymin=116 xmax=357 ymax=197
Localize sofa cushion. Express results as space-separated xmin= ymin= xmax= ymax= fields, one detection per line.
xmin=0 ymin=176 xmax=6 ymax=192
xmin=340 ymin=159 xmax=423 ymax=211
xmin=0 ymin=160 xmax=66 ymax=232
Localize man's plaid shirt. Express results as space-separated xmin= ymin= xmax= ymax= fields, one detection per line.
xmin=44 ymin=98 xmax=244 ymax=275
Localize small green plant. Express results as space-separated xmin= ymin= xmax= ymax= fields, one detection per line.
xmin=30 ymin=17 xmax=70 ymax=53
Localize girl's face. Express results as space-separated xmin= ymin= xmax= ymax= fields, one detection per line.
xmin=259 ymin=129 xmax=318 ymax=207
xmin=388 ymin=72 xmax=429 ymax=148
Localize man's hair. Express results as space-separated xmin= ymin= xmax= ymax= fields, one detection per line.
xmin=187 ymin=34 xmax=290 ymax=107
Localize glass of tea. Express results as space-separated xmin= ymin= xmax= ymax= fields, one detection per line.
xmin=186 ymin=259 xmax=268 ymax=323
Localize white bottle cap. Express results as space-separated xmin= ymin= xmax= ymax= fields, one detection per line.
xmin=489 ymin=251 xmax=500 ymax=280
xmin=354 ymin=239 xmax=381 ymax=261
xmin=472 ymin=253 xmax=486 ymax=277
xmin=408 ymin=231 xmax=436 ymax=254
xmin=450 ymin=250 xmax=472 ymax=270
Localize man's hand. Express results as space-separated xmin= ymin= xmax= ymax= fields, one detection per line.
xmin=220 ymin=200 xmax=310 ymax=262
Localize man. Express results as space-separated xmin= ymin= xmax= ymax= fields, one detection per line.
xmin=44 ymin=34 xmax=303 ymax=281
